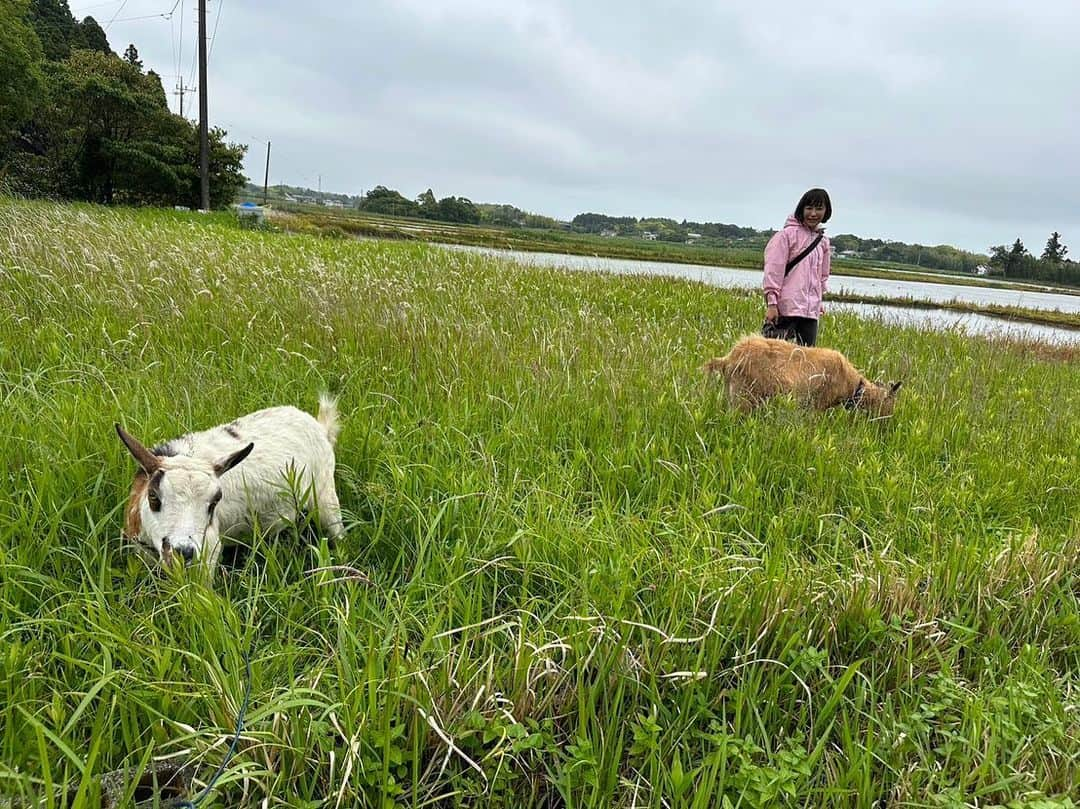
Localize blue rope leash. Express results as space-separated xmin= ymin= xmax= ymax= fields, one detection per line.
xmin=177 ymin=647 xmax=253 ymax=809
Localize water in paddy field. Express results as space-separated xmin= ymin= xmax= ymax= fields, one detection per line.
xmin=830 ymin=301 xmax=1080 ymax=345
xmin=444 ymin=244 xmax=1080 ymax=346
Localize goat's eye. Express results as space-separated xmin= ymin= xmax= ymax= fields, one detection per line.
xmin=208 ymin=492 xmax=222 ymax=516
xmin=147 ymin=490 xmax=162 ymax=511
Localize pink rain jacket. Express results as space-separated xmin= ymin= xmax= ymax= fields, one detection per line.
xmin=763 ymin=216 xmax=831 ymax=319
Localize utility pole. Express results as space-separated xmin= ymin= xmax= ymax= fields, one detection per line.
xmin=174 ymin=81 xmax=193 ymax=118
xmin=263 ymin=140 xmax=271 ymax=205
xmin=198 ymin=0 xmax=209 ymax=211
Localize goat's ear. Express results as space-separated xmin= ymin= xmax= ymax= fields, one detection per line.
xmin=115 ymin=423 xmax=161 ymax=474
xmin=889 ymin=381 xmax=903 ymax=395
xmin=214 ymin=442 xmax=253 ymax=477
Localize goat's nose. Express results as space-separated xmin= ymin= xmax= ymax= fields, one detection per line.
xmin=177 ymin=545 xmax=196 ymax=563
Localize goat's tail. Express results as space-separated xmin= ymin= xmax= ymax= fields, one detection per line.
xmin=702 ymin=354 xmax=732 ymax=378
xmin=317 ymin=393 xmax=341 ymax=447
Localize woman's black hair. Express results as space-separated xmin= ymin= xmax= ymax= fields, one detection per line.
xmin=794 ymin=188 xmax=832 ymax=224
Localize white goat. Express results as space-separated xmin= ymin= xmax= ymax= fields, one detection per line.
xmin=116 ymin=395 xmax=345 ymax=568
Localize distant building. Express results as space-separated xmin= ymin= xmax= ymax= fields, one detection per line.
xmin=974 ymin=264 xmax=990 ymax=276
xmin=600 ymin=229 xmax=618 ymax=237
xmin=642 ymin=231 xmax=658 ymax=241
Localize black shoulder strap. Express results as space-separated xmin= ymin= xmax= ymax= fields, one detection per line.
xmin=785 ymin=233 xmax=824 ymax=276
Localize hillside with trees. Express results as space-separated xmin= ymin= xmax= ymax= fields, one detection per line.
xmin=1 ymin=0 xmax=246 ymax=209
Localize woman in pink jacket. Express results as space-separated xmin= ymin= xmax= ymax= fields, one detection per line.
xmin=762 ymin=188 xmax=832 ymax=346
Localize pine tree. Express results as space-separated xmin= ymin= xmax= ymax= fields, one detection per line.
xmin=1041 ymin=231 xmax=1068 ymax=263
xmin=123 ymin=43 xmax=142 ymax=70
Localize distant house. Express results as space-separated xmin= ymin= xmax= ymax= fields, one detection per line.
xmin=686 ymin=232 xmax=702 ymax=240
xmin=974 ymin=264 xmax=990 ymax=276
xmin=600 ymin=228 xmax=618 ymax=237
xmin=642 ymin=231 xmax=658 ymax=241
xmin=322 ymin=199 xmax=344 ymax=208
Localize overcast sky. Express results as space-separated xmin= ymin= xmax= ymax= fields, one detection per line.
xmin=79 ymin=0 xmax=1079 ymax=253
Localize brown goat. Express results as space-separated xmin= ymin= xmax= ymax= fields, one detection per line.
xmin=704 ymin=335 xmax=902 ymax=416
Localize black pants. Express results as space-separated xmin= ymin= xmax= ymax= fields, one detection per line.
xmin=769 ymin=316 xmax=818 ymax=346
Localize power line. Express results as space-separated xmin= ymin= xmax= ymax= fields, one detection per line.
xmin=177 ymin=0 xmax=185 ymax=109
xmin=103 ymin=0 xmax=130 ymax=31
xmin=208 ymin=0 xmax=224 ymax=61
xmin=70 ymin=0 xmax=124 ymax=14
xmin=86 ymin=0 xmax=181 ymax=25
xmin=172 ymin=0 xmax=225 ymax=121
xmin=179 ymin=0 xmax=184 ymax=69
xmin=102 ymin=0 xmax=183 ymax=27
xmin=169 ymin=4 xmax=176 ymax=71
xmin=186 ymin=1 xmax=199 ymax=90
xmin=109 ymin=11 xmax=178 ymax=22
xmin=171 ymin=3 xmax=184 ymax=116
xmin=186 ymin=0 xmax=223 ymax=97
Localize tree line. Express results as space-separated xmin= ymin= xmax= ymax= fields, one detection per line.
xmin=987 ymin=233 xmax=1077 ymax=285
xmin=356 ymin=186 xmax=481 ymax=223
xmin=0 ymin=0 xmax=246 ymax=209
xmin=330 ymin=186 xmax=560 ymax=228
xmin=573 ymin=212 xmax=1078 ymax=285
xmin=572 ymin=213 xmax=1001 ymax=276
xmin=254 ymin=181 xmax=563 ymax=229
xmin=571 ymin=212 xmax=759 ymax=242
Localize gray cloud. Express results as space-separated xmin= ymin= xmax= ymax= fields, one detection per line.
xmin=87 ymin=0 xmax=1080 ymax=253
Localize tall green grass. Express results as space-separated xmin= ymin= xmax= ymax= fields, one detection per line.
xmin=1 ymin=198 xmax=1078 ymax=808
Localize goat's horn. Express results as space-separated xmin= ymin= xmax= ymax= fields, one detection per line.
xmin=115 ymin=423 xmax=161 ymax=474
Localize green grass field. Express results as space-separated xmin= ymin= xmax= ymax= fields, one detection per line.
xmin=2 ymin=198 xmax=1079 ymax=808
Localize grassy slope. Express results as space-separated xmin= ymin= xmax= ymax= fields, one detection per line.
xmin=1 ymin=199 xmax=1078 ymax=808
